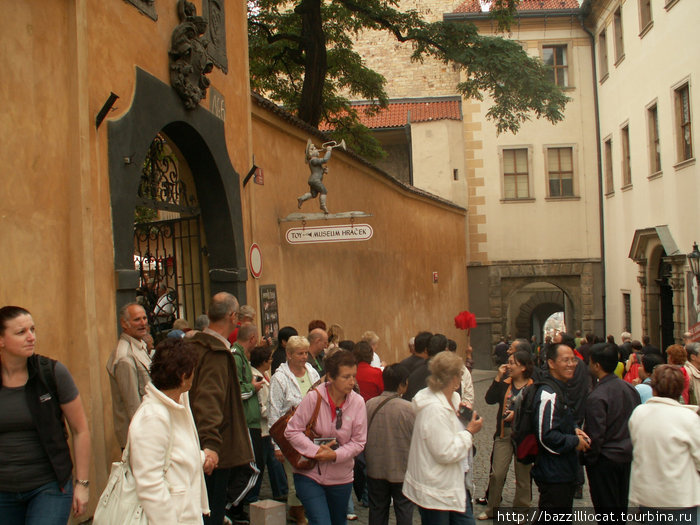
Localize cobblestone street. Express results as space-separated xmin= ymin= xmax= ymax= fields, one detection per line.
xmin=259 ymin=368 xmax=593 ymax=524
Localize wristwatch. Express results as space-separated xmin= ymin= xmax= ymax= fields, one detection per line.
xmin=75 ymin=479 xmax=90 ymax=487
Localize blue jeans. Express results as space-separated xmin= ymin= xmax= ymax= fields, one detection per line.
xmin=263 ymin=436 xmax=288 ymax=499
xmin=0 ymin=478 xmax=73 ymax=525
xmin=418 ymin=491 xmax=475 ymax=525
xmin=294 ymin=473 xmax=352 ymax=525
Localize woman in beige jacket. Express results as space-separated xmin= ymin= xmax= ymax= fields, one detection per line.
xmin=128 ymin=338 xmax=210 ymax=524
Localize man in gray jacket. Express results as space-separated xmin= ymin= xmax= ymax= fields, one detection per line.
xmin=365 ymin=364 xmax=416 ymax=525
xmin=106 ymin=302 xmax=151 ymax=449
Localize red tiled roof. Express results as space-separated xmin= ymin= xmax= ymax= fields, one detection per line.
xmin=319 ymin=98 xmax=462 ymax=131
xmin=453 ymin=0 xmax=579 ymax=13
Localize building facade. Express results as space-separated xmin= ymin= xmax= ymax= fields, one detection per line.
xmin=584 ymin=0 xmax=700 ymax=346
xmin=2 ymin=0 xmax=470 ymax=507
xmin=352 ymin=0 xmax=605 ymax=366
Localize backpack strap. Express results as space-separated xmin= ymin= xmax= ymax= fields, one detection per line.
xmin=368 ymin=394 xmax=400 ymax=431
xmin=36 ymin=355 xmax=59 ymax=403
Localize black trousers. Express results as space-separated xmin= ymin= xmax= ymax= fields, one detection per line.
xmin=366 ymin=477 xmax=414 ymax=525
xmin=586 ymin=457 xmax=631 ymax=519
xmin=204 ymin=467 xmax=231 ymax=525
xmin=534 ymin=479 xmax=576 ymax=525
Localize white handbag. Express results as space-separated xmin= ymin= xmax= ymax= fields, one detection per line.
xmin=93 ymin=433 xmax=173 ymax=525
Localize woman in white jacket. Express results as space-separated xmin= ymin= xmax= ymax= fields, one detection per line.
xmin=628 ymin=364 xmax=700 ymax=513
xmin=403 ymin=351 xmax=483 ymax=524
xmin=128 ymin=338 xmax=210 ymax=524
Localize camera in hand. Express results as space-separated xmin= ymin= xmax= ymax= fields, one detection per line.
xmin=458 ymin=406 xmax=474 ymax=425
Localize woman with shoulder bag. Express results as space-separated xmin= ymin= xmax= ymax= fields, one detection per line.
xmin=269 ymin=335 xmax=321 ymax=524
xmin=477 ymin=350 xmax=534 ymax=520
xmin=403 ymin=351 xmax=483 ymax=525
xmin=0 ymin=306 xmax=91 ymax=525
xmin=284 ymin=350 xmax=367 ymax=525
xmin=127 ymin=338 xmax=210 ymax=524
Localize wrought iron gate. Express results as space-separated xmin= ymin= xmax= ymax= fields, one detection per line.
xmin=134 ymin=133 xmax=208 ymax=337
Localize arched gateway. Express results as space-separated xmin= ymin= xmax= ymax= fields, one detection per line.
xmin=108 ymin=68 xmax=247 ymax=324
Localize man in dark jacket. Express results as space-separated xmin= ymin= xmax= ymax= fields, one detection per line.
xmin=189 ymin=292 xmax=254 ymax=525
xmin=494 ymin=336 xmax=510 ymax=366
xmin=583 ymin=343 xmax=640 ymax=520
xmin=403 ymin=333 xmax=445 ymax=401
xmin=532 ymin=344 xmax=591 ymax=521
xmin=399 ymin=331 xmax=431 ymax=375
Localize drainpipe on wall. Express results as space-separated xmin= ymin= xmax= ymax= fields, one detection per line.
xmin=579 ymin=12 xmax=607 ymax=336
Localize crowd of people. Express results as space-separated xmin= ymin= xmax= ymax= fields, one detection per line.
xmin=1 ymin=297 xmax=699 ymax=525
xmin=482 ymin=332 xmax=699 ymax=524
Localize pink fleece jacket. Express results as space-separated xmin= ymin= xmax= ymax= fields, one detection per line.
xmin=284 ymin=382 xmax=367 ymax=485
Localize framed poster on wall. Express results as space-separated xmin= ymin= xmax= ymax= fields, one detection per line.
xmin=260 ymin=284 xmax=279 ymax=340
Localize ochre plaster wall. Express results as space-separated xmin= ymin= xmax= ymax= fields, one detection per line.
xmin=2 ymin=0 xmax=253 ymax=506
xmin=2 ymin=0 xmax=468 ymax=512
xmin=249 ymin=105 xmax=469 ymax=365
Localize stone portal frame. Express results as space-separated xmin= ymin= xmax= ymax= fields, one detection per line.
xmin=629 ymin=226 xmax=687 ymax=345
xmin=108 ymin=67 xmax=247 ymax=319
xmin=483 ymin=259 xmax=602 ymax=349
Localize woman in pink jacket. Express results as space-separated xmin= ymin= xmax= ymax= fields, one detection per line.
xmin=285 ymin=350 xmax=367 ymax=525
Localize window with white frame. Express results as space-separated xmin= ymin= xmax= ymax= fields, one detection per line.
xmin=598 ymin=30 xmax=609 ymax=78
xmin=502 ymin=148 xmax=530 ymax=200
xmin=621 ymin=125 xmax=632 ymax=186
xmin=614 ymin=7 xmax=625 ymax=63
xmin=647 ymin=104 xmax=661 ymax=173
xmin=543 ymin=45 xmax=569 ymax=87
xmin=547 ymin=147 xmax=575 ymax=197
xmin=675 ymin=83 xmax=693 ymax=161
xmin=604 ymin=138 xmax=614 ymax=194
xmin=639 ymin=0 xmax=652 ymax=31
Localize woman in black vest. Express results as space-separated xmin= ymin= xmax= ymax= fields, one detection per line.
xmin=0 ymin=306 xmax=91 ymax=524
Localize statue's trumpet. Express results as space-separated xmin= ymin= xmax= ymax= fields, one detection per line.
xmin=321 ymin=139 xmax=347 ymax=151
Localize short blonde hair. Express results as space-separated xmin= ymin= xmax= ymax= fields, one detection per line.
xmin=361 ymin=330 xmax=379 ymax=345
xmin=286 ymin=335 xmax=310 ymax=355
xmin=328 ymin=323 xmax=345 ymax=344
xmin=173 ymin=318 xmax=190 ymax=331
xmin=427 ymin=351 xmax=463 ymax=392
xmin=238 ymin=304 xmax=256 ymax=321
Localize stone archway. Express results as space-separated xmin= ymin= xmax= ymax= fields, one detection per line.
xmin=467 ymin=259 xmax=604 ymax=369
xmin=513 ymin=289 xmax=567 ymax=339
xmin=108 ymin=68 xmax=247 ymax=318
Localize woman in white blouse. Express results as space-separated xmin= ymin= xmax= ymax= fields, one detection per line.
xmin=128 ymin=338 xmax=210 ymax=524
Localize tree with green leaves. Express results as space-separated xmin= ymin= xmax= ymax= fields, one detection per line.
xmin=248 ymin=0 xmax=569 ymax=160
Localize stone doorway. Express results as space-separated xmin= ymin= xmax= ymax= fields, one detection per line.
xmin=109 ymin=68 xmax=248 ymax=323
xmin=629 ymin=226 xmax=686 ymax=347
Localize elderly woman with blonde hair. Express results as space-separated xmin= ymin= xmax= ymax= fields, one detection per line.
xmin=361 ymin=330 xmax=385 ymax=368
xmin=269 ymin=335 xmax=320 ymax=524
xmin=628 ymin=364 xmax=700 ymax=516
xmin=403 ymin=351 xmax=483 ymax=524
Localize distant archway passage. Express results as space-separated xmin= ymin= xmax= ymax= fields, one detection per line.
xmin=108 ymin=68 xmax=247 ymax=321
xmin=467 ymin=260 xmax=603 ymax=369
xmin=513 ymin=289 xmax=566 ymax=340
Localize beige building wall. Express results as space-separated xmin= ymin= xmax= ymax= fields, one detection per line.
xmin=586 ymin=0 xmax=700 ymax=342
xmin=464 ymin=18 xmax=601 ymax=264
xmin=411 ymin=119 xmax=468 ymax=207
xmin=349 ymin=3 xmax=606 ymax=360
xmin=2 ymin=0 xmax=254 ymax=504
